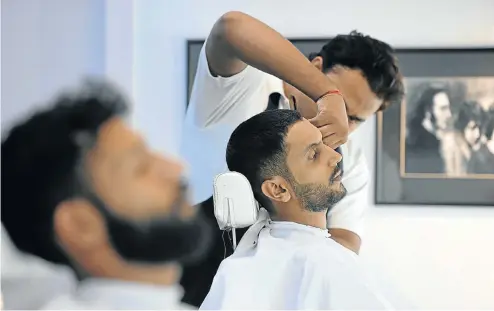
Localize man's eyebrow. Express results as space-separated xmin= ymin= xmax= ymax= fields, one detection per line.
xmin=342 ymin=98 xmax=366 ymax=123
xmin=348 ymin=115 xmax=365 ymax=123
xmin=303 ymin=141 xmax=322 ymax=154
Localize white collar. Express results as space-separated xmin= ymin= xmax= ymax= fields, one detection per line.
xmin=234 ymin=209 xmax=331 ymax=256
xmin=268 ymin=220 xmax=331 ymax=239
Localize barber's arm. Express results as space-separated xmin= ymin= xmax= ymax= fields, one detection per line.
xmin=328 ymin=144 xmax=369 ymax=254
xmin=207 ymin=11 xmax=328 ymax=99
xmin=207 ymin=11 xmax=349 ymax=147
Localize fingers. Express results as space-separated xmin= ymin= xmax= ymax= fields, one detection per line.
xmin=318 ymin=124 xmax=337 ymax=138
xmin=323 ymin=137 xmax=345 ymax=149
xmin=322 ymin=136 xmax=337 ymax=149
xmin=329 ymin=139 xmax=346 ymax=149
xmin=318 ymin=124 xmax=348 ymax=148
xmin=308 ymin=115 xmax=326 ymax=128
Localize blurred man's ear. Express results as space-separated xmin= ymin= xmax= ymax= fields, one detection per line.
xmin=261 ymin=176 xmax=291 ymax=203
xmin=54 ymin=199 xmax=107 ymax=255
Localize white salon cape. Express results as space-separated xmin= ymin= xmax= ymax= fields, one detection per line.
xmin=1 ymin=226 xmax=77 ymax=310
xmin=201 ymin=210 xmax=404 ymax=310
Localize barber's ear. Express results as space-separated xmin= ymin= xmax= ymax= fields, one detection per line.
xmin=311 ymin=56 xmax=324 ymax=71
xmin=54 ymin=199 xmax=106 ymax=253
xmin=261 ymin=177 xmax=291 ymax=203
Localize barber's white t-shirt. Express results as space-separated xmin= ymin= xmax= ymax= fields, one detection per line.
xmin=180 ymin=41 xmax=369 ymax=237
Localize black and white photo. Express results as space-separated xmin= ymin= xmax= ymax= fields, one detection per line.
xmin=376 ymin=48 xmax=494 ymax=206
xmin=404 ymin=77 xmax=494 ymax=176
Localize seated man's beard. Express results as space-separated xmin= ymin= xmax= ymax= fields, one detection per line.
xmin=291 ymin=169 xmax=347 ymax=213
xmin=85 ymin=183 xmax=214 ymax=266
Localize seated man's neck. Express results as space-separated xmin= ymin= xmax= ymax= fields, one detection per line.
xmin=273 ymin=203 xmax=327 ymax=230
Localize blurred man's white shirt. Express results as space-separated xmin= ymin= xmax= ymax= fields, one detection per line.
xmin=41 ymin=279 xmax=195 ymax=310
xmin=2 ymin=226 xmax=195 ymax=310
xmin=201 ymin=210 xmax=405 ymax=310
xmin=1 ymin=226 xmax=77 ymax=310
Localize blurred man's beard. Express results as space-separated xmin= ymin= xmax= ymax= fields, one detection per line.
xmin=290 ymin=169 xmax=347 ymax=213
xmin=86 ymin=187 xmax=214 ymax=266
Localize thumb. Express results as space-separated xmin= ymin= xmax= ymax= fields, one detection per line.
xmin=309 ymin=112 xmax=324 ymax=127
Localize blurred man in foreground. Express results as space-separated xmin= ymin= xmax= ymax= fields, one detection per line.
xmin=1 ymin=80 xmax=213 ymax=310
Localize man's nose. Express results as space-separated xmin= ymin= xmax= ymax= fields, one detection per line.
xmin=334 ymin=146 xmax=344 ymax=175
xmin=327 ymin=146 xmax=342 ymax=165
xmin=156 ymin=154 xmax=185 ymax=179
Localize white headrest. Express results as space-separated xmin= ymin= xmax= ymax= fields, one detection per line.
xmin=213 ymin=172 xmax=259 ymax=230
xmin=1 ymin=226 xmax=77 ymax=309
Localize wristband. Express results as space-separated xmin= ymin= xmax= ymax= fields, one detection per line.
xmin=316 ymin=89 xmax=342 ymax=102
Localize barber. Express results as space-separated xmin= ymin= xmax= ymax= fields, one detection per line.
xmin=180 ymin=11 xmax=404 ymax=307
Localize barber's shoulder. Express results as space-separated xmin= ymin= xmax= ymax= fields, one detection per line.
xmin=188 ymin=43 xmax=269 ymax=128
xmin=205 ymin=12 xmax=248 ymax=77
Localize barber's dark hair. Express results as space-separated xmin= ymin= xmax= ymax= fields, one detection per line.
xmin=1 ymin=79 xmax=128 ymax=265
xmin=226 ymin=109 xmax=303 ymax=211
xmin=309 ymin=31 xmax=404 ymax=111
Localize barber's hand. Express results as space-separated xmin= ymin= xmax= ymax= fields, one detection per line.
xmin=309 ymin=93 xmax=349 ymax=149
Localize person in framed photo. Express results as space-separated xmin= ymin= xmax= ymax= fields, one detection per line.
xmin=446 ymin=99 xmax=494 ymax=175
xmin=456 ymin=101 xmax=494 ymax=174
xmin=485 ymin=106 xmax=494 ymax=156
xmin=451 ymin=100 xmax=485 ymax=174
xmin=405 ymin=86 xmax=454 ymax=174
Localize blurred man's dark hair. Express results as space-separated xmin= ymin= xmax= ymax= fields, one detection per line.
xmin=1 ymin=81 xmax=128 ymax=265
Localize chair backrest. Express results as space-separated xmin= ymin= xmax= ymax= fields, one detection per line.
xmin=213 ymin=172 xmax=259 ymax=230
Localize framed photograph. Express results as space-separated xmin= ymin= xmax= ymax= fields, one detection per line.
xmin=376 ymin=48 xmax=494 ymax=206
xmin=186 ymin=40 xmax=494 ymax=206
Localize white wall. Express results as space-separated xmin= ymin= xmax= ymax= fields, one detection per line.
xmin=2 ymin=0 xmax=494 ymax=309
xmin=1 ymin=0 xmax=106 ymax=130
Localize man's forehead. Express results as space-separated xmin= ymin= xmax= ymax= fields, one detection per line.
xmin=285 ymin=119 xmax=321 ymax=151
xmin=93 ymin=117 xmax=141 ymax=157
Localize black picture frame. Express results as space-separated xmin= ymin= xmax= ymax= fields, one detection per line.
xmin=375 ymin=48 xmax=494 ymax=206
xmin=186 ymin=40 xmax=494 ymax=206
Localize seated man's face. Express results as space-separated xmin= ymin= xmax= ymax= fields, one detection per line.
xmin=283 ymin=119 xmax=347 ymax=212
xmin=56 ymin=118 xmax=212 ymax=271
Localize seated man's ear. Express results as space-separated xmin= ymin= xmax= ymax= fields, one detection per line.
xmin=261 ymin=177 xmax=291 ymax=203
